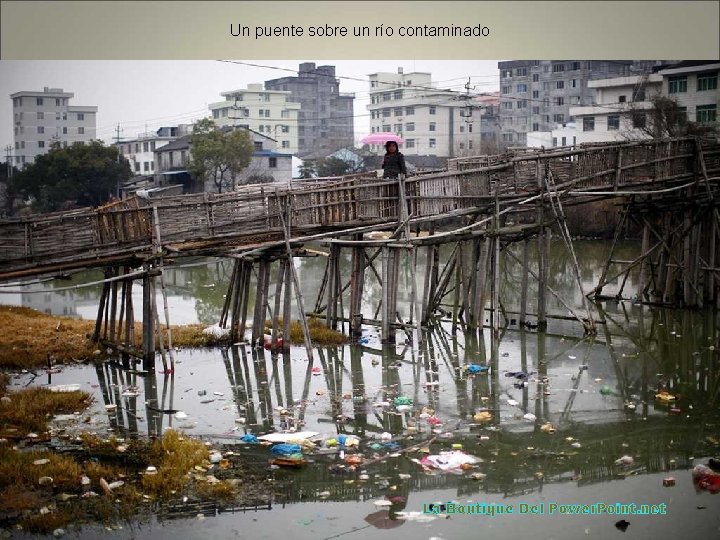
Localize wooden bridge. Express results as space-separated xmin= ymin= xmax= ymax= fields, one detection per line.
xmin=1 ymin=137 xmax=719 ymax=368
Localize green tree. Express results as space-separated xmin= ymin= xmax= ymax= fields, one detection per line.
xmin=297 ymin=161 xmax=317 ymax=179
xmin=188 ymin=118 xmax=254 ymax=193
xmin=0 ymin=161 xmax=21 ymax=216
xmin=14 ymin=141 xmax=131 ymax=212
xmin=315 ymin=156 xmax=353 ymax=177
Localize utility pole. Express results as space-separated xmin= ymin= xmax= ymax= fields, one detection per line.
xmin=4 ymin=145 xmax=13 ymax=178
xmin=114 ymin=124 xmax=123 ymax=199
xmin=463 ymin=78 xmax=474 ymax=157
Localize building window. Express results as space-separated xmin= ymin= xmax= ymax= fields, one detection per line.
xmin=532 ymin=90 xmax=539 ymax=98
xmin=144 ymin=162 xmax=150 ymax=172
xmin=393 ymin=90 xmax=402 ymax=99
xmin=429 ymin=122 xmax=436 ymax=131
xmin=532 ymin=74 xmax=539 ymax=82
xmin=517 ymin=84 xmax=528 ymax=92
xmin=371 ymin=80 xmax=378 ymax=88
xmin=500 ymin=69 xmax=512 ymax=78
xmin=561 ymin=136 xmax=567 ymax=145
xmin=503 ymin=133 xmax=513 ymax=142
xmin=696 ymin=104 xmax=717 ymax=123
xmin=583 ymin=117 xmax=595 ymax=131
xmin=213 ymin=109 xmax=220 ymax=119
xmin=382 ymin=109 xmax=391 ymax=117
xmin=460 ymin=125 xmax=465 ymax=132
xmin=405 ymin=106 xmax=414 ymax=115
xmin=459 ymin=142 xmax=465 ymax=150
xmin=38 ymin=140 xmax=45 ymax=148
xmin=571 ymin=62 xmax=581 ymax=71
xmin=282 ymin=141 xmax=290 ymax=148
xmin=697 ymin=72 xmax=718 ymax=91
xmin=77 ymin=113 xmax=85 ymax=121
xmin=553 ymin=113 xmax=565 ymax=123
xmin=406 ymin=139 xmax=415 ymax=148
xmin=571 ymin=79 xmax=578 ymax=88
xmin=62 ymin=127 xmax=67 ymax=134
xmin=501 ymin=85 xmax=511 ymax=94
xmin=515 ymin=67 xmax=527 ymax=76
xmin=259 ymin=93 xmax=270 ymax=102
xmin=37 ymin=98 xmax=44 ymax=106
xmin=382 ymin=124 xmax=391 ymax=131
xmin=254 ymin=141 xmax=263 ymax=150
xmin=517 ymin=100 xmax=527 ymax=109
xmin=394 ymin=107 xmax=403 ymax=116
xmin=405 ymin=122 xmax=415 ymax=131
xmin=382 ymin=92 xmax=391 ymax=101
xmin=269 ymin=157 xmax=277 ymax=168
xmin=554 ymin=97 xmax=564 ymax=106
xmin=135 ymin=143 xmax=139 ymax=152
xmin=552 ymin=63 xmax=565 ymax=73
xmin=618 ymin=95 xmax=627 ymax=103
xmin=607 ymin=115 xmax=620 ymax=130
xmin=135 ymin=162 xmax=140 ymax=172
xmin=62 ymin=112 xmax=67 ymax=120
xmin=532 ymin=106 xmax=540 ymax=114
xmin=281 ymin=125 xmax=289 ymax=133
xmin=142 ymin=141 xmax=149 ymax=152
xmin=632 ymin=88 xmax=645 ymax=102
xmin=393 ymin=123 xmax=402 ymax=132
xmin=556 ymin=80 xmax=565 ymax=89
xmin=429 ymin=106 xmax=436 ymax=115
xmin=502 ymin=101 xmax=513 ymax=110
xmin=532 ymin=122 xmax=539 ymax=131
xmin=55 ymin=112 xmax=61 ymax=120
xmin=37 ymin=126 xmax=44 ymax=134
xmin=429 ymin=138 xmax=436 ymax=148
xmin=37 ymin=112 xmax=44 ymax=120
xmin=150 ymin=141 xmax=156 ymax=151
xmin=553 ymin=137 xmax=558 ymax=147
xmin=668 ymin=75 xmax=687 ymax=94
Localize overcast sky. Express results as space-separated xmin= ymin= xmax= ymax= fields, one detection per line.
xmin=0 ymin=59 xmax=501 ymax=153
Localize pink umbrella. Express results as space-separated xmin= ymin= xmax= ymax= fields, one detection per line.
xmin=361 ymin=132 xmax=404 ymax=145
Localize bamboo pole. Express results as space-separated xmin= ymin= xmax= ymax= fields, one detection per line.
xmin=282 ymin=259 xmax=292 ymax=353
xmin=151 ymin=206 xmax=175 ymax=372
xmin=271 ymin=259 xmax=286 ymax=352
xmin=519 ymin=236 xmax=530 ymax=326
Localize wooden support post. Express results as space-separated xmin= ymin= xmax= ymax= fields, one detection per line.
xmin=220 ymin=260 xmax=238 ymax=329
xmin=381 ymin=246 xmax=391 ymax=343
xmin=451 ymin=244 xmax=463 ymax=334
xmin=109 ymin=272 xmax=118 ymax=341
xmin=710 ymin=214 xmax=717 ymax=304
xmin=142 ymin=269 xmax=155 ymax=371
xmin=474 ymin=237 xmax=491 ymax=331
xmin=93 ymin=272 xmax=110 ymax=342
xmin=492 ymin=195 xmax=501 ymax=337
xmin=519 ymin=236 xmax=530 ymax=326
xmin=637 ymin=219 xmax=651 ymax=301
xmin=282 ymin=258 xmax=292 ymax=353
xmin=537 ymin=228 xmax=548 ymax=331
xmin=325 ymin=245 xmax=339 ymax=329
xmin=252 ymin=259 xmax=268 ymax=344
xmin=123 ymin=270 xmax=134 ymax=366
xmin=271 ymin=259 xmax=286 ymax=352
xmin=683 ymin=211 xmax=692 ymax=306
xmin=349 ymin=244 xmax=365 ymax=338
xmin=388 ymin=247 xmax=401 ymax=339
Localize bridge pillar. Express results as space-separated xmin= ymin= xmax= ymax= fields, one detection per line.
xmin=142 ymin=268 xmax=155 ymax=371
xmin=349 ymin=244 xmax=365 ymax=338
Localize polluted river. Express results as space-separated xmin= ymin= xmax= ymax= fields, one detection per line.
xmin=2 ymin=240 xmax=720 ymax=539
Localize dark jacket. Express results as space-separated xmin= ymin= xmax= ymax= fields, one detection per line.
xmin=382 ymin=151 xmax=407 ymax=178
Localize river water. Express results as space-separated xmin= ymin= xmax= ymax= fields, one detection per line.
xmin=3 ymin=240 xmax=720 ymax=539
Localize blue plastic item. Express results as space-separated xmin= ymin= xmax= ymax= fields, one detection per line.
xmin=338 ymin=434 xmax=347 ymax=447
xmin=271 ymin=443 xmax=302 ymax=456
xmin=240 ymin=434 xmax=259 ymax=443
xmin=467 ymin=364 xmax=489 ymax=374
xmin=384 ymin=441 xmax=401 ymax=451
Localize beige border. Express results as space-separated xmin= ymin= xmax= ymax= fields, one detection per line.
xmin=1 ymin=1 xmax=718 ymax=60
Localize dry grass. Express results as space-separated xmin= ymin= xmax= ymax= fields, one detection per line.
xmin=141 ymin=429 xmax=210 ymax=497
xmin=0 ymin=386 xmax=92 ymax=437
xmin=19 ymin=510 xmax=74 ymax=534
xmin=0 ymin=447 xmax=83 ymax=492
xmin=0 ymin=306 xmax=226 ymax=369
xmin=270 ymin=317 xmax=349 ymax=346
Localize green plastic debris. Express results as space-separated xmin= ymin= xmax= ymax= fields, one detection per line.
xmin=600 ymin=385 xmax=612 ymax=396
xmin=394 ymin=396 xmax=413 ymax=406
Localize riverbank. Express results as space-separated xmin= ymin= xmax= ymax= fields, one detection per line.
xmin=0 ymin=306 xmax=348 ymax=369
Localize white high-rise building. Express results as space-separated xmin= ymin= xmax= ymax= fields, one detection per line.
xmin=10 ymin=87 xmax=98 ymax=167
xmin=208 ymin=84 xmax=300 ymax=154
xmin=367 ymin=68 xmax=482 ymax=158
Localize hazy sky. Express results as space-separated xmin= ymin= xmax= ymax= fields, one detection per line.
xmin=0 ymin=59 xmax=501 ymax=152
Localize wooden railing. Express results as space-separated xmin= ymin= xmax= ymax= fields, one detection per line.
xmin=1 ymin=137 xmax=718 ymax=278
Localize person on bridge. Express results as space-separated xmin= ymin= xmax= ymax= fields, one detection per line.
xmin=382 ymin=141 xmax=407 ymax=179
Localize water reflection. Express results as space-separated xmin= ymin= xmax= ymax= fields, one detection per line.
xmin=36 ymin=303 xmax=720 ymax=508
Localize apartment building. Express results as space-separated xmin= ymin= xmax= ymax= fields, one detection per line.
xmin=658 ymin=61 xmax=719 ymax=126
xmin=367 ymin=68 xmax=487 ymax=158
xmin=265 ymin=62 xmax=355 ymax=158
xmin=208 ymin=84 xmax=300 ymax=154
xmin=116 ymin=125 xmax=191 ymax=176
xmin=10 ymin=87 xmax=98 ymax=167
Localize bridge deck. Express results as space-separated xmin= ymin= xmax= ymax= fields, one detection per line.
xmin=1 ymin=138 xmax=718 ymax=280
